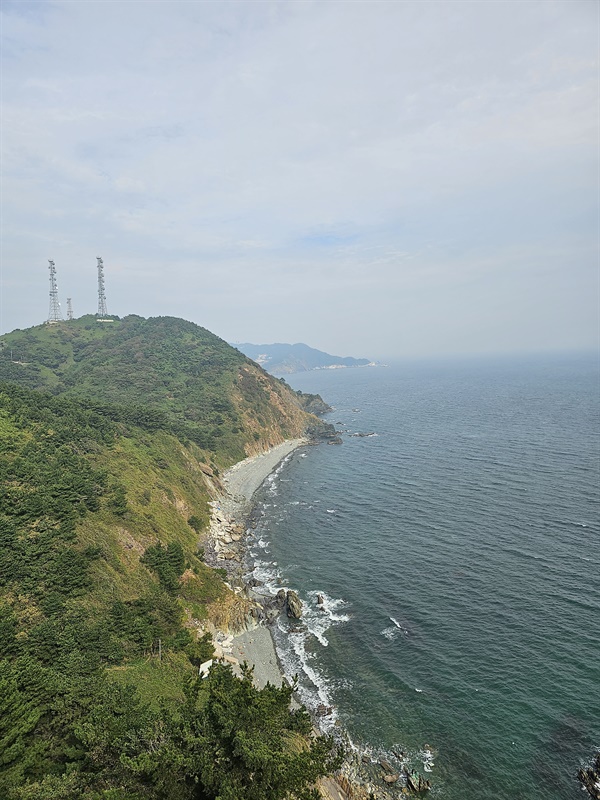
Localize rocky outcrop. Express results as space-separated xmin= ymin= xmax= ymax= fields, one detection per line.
xmin=579 ymin=752 xmax=600 ymax=799
xmin=256 ymin=588 xmax=303 ymax=622
xmin=203 ymin=501 xmax=247 ymax=578
xmin=297 ymin=393 xmax=332 ymax=416
xmin=305 ymin=421 xmax=342 ymax=445
xmin=285 ymin=590 xmax=303 ymax=619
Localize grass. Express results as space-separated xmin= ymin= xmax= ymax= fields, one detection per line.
xmin=108 ymin=650 xmax=196 ymax=708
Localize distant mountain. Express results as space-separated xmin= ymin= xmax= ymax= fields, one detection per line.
xmin=234 ymin=342 xmax=375 ymax=375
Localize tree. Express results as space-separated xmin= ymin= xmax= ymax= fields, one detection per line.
xmin=169 ymin=663 xmax=339 ymax=800
xmin=120 ymin=662 xmax=340 ymax=799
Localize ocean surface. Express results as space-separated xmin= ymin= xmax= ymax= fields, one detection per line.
xmin=244 ymin=354 xmax=599 ymax=800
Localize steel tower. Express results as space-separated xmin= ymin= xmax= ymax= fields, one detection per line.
xmin=96 ymin=257 xmax=108 ymax=317
xmin=47 ymin=260 xmax=62 ymax=323
xmin=67 ymin=298 xmax=74 ymax=320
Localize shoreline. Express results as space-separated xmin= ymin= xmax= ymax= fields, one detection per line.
xmin=204 ymin=438 xmax=410 ymax=800
xmin=205 ymin=438 xmax=307 ymax=588
xmin=205 ymin=438 xmax=308 ymax=687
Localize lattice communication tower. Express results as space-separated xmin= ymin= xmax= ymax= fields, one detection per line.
xmin=67 ymin=298 xmax=74 ymax=321
xmin=47 ymin=260 xmax=63 ymax=323
xmin=97 ymin=257 xmax=108 ymax=317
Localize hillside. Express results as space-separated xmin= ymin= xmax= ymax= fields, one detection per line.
xmin=0 ymin=316 xmax=339 ymax=799
xmin=0 ymin=316 xmax=331 ymax=465
xmin=234 ymin=341 xmax=373 ymax=375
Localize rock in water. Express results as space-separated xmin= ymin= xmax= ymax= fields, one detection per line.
xmin=275 ymin=589 xmax=287 ymax=608
xmin=579 ymin=752 xmax=600 ymax=799
xmin=286 ymin=590 xmax=303 ymax=619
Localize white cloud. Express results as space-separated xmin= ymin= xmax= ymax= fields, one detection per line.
xmin=0 ymin=0 xmax=597 ymax=356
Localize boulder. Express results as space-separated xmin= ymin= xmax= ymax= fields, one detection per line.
xmin=383 ymin=774 xmax=399 ymax=784
xmin=336 ymin=775 xmax=353 ymax=798
xmin=316 ymin=703 xmax=333 ymax=717
xmin=288 ymin=624 xmax=307 ymax=633
xmin=275 ymin=589 xmax=287 ymax=608
xmin=286 ymin=590 xmax=303 ymax=619
xmin=259 ymin=590 xmax=287 ymax=624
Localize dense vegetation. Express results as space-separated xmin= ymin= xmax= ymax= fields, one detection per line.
xmin=0 ymin=316 xmax=316 ymax=465
xmin=0 ymin=318 xmax=337 ymax=798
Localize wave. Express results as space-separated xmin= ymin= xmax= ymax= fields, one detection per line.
xmin=274 ymin=619 xmax=338 ymax=731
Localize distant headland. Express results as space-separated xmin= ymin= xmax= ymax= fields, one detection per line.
xmin=234 ymin=341 xmax=384 ymax=375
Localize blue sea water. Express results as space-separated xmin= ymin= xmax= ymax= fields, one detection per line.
xmin=245 ymin=354 xmax=600 ymax=800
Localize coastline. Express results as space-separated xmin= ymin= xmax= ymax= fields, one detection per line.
xmin=205 ymin=438 xmax=307 ymax=688
xmin=204 ymin=437 xmax=408 ymax=800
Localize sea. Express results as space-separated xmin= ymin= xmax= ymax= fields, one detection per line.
xmin=243 ymin=354 xmax=600 ymax=800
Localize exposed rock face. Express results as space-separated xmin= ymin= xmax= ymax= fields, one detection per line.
xmin=299 ymin=394 xmax=333 ymax=415
xmin=257 ymin=589 xmax=287 ymax=624
xmin=285 ymin=590 xmax=303 ymax=619
xmin=305 ymin=421 xmax=343 ymax=445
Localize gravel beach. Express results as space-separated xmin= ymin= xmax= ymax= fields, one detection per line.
xmin=209 ymin=438 xmax=307 ymax=686
xmin=229 ymin=627 xmax=286 ymax=689
xmin=223 ymin=438 xmax=307 ymax=512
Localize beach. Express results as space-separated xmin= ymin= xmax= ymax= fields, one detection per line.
xmin=207 ymin=438 xmax=307 ymax=688
xmin=229 ymin=627 xmax=286 ymax=689
xmin=223 ymin=438 xmax=307 ymax=512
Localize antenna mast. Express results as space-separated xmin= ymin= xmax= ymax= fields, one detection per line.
xmin=47 ymin=260 xmax=63 ymax=324
xmin=96 ymin=257 xmax=108 ymax=317
xmin=67 ymin=298 xmax=74 ymax=320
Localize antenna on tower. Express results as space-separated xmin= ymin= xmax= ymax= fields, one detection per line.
xmin=96 ymin=257 xmax=109 ymax=320
xmin=47 ymin=260 xmax=63 ymax=324
xmin=67 ymin=298 xmax=74 ymax=321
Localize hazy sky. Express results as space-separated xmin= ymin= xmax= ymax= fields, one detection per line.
xmin=1 ymin=0 xmax=597 ymax=359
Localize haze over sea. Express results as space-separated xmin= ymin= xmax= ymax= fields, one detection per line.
xmin=245 ymin=354 xmax=599 ymax=800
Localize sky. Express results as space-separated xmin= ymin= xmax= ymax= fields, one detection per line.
xmin=1 ymin=0 xmax=598 ymax=359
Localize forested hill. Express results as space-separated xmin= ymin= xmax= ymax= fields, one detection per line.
xmin=0 ymin=315 xmax=328 ymax=466
xmin=0 ymin=316 xmax=339 ymax=799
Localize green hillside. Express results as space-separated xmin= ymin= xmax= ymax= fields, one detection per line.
xmin=0 ymin=315 xmax=325 ymax=465
xmin=0 ymin=317 xmax=338 ymax=799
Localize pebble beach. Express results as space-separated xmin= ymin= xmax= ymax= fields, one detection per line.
xmin=207 ymin=438 xmax=307 ymax=689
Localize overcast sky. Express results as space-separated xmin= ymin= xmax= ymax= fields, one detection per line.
xmin=1 ymin=0 xmax=597 ymax=359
